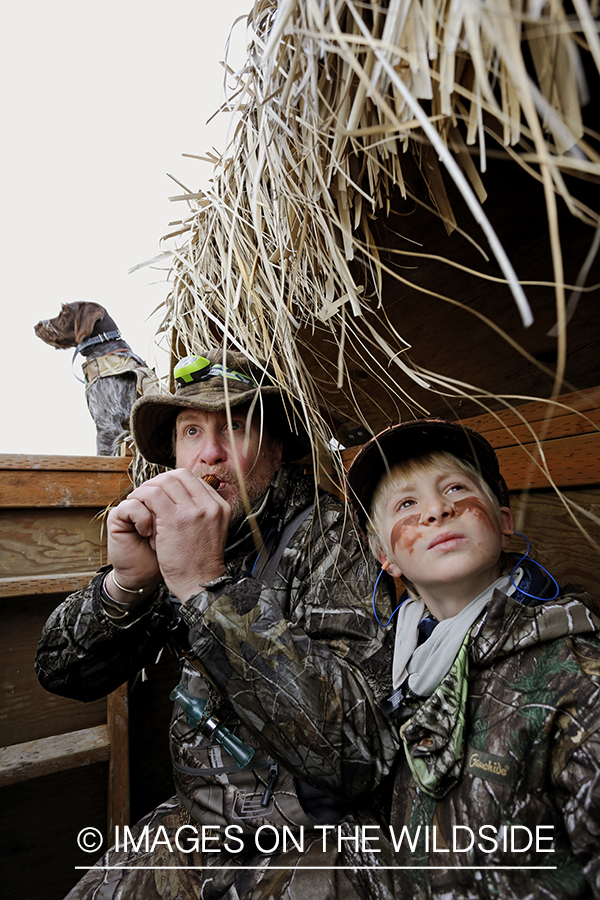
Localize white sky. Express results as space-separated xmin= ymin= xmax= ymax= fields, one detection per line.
xmin=1 ymin=1 xmax=253 ymax=456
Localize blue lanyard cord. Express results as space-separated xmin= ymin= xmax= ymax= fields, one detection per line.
xmin=372 ymin=530 xmax=560 ymax=626
xmin=509 ymin=532 xmax=560 ymax=601
xmin=372 ymin=567 xmax=408 ymax=627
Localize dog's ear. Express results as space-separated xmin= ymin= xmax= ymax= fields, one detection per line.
xmin=73 ymin=302 xmax=106 ymax=343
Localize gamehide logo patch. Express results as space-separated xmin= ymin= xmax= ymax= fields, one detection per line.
xmin=466 ymin=747 xmax=515 ymax=786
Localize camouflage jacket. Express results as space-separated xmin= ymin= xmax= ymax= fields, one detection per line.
xmin=35 ymin=465 xmax=398 ymax=824
xmin=385 ymin=580 xmax=600 ymax=900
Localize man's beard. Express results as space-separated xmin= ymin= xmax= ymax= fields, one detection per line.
xmin=194 ymin=455 xmax=278 ymax=525
xmin=227 ymin=463 xmax=276 ymax=524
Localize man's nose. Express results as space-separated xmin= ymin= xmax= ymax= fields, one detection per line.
xmin=199 ymin=434 xmax=227 ymax=465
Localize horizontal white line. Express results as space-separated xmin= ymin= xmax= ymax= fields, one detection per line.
xmin=76 ymin=866 xmax=558 ymax=871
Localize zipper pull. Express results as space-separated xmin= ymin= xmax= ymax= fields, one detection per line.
xmin=261 ymin=760 xmax=278 ymax=808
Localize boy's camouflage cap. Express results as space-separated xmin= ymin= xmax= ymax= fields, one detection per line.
xmin=347 ymin=418 xmax=510 ymax=535
xmin=131 ymin=348 xmax=309 ymax=467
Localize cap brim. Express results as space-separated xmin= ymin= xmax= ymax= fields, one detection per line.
xmin=131 ymin=388 xmax=309 ymax=467
xmin=347 ymin=419 xmax=506 ymax=534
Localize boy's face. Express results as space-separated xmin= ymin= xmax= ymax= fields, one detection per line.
xmin=375 ymin=461 xmax=514 ymax=616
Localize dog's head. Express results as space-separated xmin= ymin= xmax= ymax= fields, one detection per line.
xmin=34 ymin=302 xmax=108 ymax=349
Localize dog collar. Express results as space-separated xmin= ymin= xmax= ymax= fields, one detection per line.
xmin=75 ymin=330 xmax=122 ymax=355
xmin=71 ymin=330 xmax=123 ymax=382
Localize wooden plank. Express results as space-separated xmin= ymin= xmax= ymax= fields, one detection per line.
xmin=495 ymin=432 xmax=600 ymax=491
xmin=508 ymin=487 xmax=600 ymax=607
xmin=0 ymin=454 xmax=130 ymax=472
xmin=340 ymin=402 xmax=600 ymax=491
xmin=458 ymin=386 xmax=600 ymax=439
xmin=0 ymin=725 xmax=110 ymax=786
xmin=462 ymin=408 xmax=600 ymax=449
xmin=0 ymin=571 xmax=97 ymax=599
xmin=0 ymin=594 xmax=107 ymax=747
xmin=107 ymin=683 xmax=130 ymax=842
xmin=0 ymin=469 xmax=131 ymax=508
xmin=0 ymin=507 xmax=105 ymax=580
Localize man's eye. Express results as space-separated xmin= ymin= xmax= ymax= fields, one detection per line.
xmin=185 ymin=426 xmax=199 ymax=436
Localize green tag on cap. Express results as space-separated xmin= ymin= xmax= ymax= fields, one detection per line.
xmin=174 ymin=355 xmax=211 ymax=386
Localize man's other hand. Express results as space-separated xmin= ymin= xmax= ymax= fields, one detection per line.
xmin=122 ymin=468 xmax=231 ymax=601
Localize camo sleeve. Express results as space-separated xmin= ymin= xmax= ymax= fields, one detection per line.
xmin=551 ymin=634 xmax=600 ymax=896
xmin=34 ymin=567 xmax=173 ymax=702
xmin=178 ymin=495 xmax=399 ymax=800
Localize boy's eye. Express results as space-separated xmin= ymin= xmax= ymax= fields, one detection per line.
xmin=447 ymin=483 xmax=466 ymax=494
xmin=398 ymin=498 xmax=416 ymax=511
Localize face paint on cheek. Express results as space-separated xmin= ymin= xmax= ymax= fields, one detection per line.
xmin=453 ymin=496 xmax=497 ymax=531
xmin=389 ymin=514 xmax=421 ymax=556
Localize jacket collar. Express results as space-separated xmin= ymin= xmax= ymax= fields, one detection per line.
xmin=470 ymin=574 xmax=599 ymax=667
xmin=223 ymin=464 xmax=314 ymax=559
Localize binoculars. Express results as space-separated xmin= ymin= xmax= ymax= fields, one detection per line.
xmin=170 ymin=683 xmax=255 ymax=769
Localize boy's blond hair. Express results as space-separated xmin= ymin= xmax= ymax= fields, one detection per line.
xmin=367 ymin=450 xmax=503 ymax=598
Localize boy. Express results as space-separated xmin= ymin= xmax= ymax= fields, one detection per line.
xmin=348 ymin=418 xmax=600 ymax=899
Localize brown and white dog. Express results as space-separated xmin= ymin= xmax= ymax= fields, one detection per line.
xmin=34 ymin=302 xmax=160 ymax=455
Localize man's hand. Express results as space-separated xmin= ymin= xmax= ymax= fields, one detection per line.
xmin=106 ymin=492 xmax=164 ymax=602
xmin=114 ymin=468 xmax=232 ymax=601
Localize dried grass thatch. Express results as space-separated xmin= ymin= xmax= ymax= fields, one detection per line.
xmin=143 ymin=0 xmax=600 ymax=493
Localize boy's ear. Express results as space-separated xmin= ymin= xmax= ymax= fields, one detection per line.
xmin=376 ymin=550 xmax=403 ymax=580
xmin=500 ymin=507 xmax=514 ymax=549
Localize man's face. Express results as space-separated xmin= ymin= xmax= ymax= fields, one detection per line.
xmin=174 ymin=407 xmax=283 ymax=522
xmin=376 ymin=462 xmax=513 ymax=612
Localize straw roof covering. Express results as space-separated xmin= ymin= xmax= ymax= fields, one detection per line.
xmin=149 ymin=0 xmax=600 ymax=484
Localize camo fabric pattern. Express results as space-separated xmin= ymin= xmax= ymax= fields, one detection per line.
xmin=175 ymin=472 xmax=400 ymax=801
xmin=36 ymin=465 xmax=398 ymax=899
xmin=387 ymin=585 xmax=600 ymax=900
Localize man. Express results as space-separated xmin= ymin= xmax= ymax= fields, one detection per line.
xmin=35 ymin=348 xmax=398 ymax=900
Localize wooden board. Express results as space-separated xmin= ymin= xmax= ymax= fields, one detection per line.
xmin=0 ymin=457 xmax=143 ymax=899
xmin=494 ymin=432 xmax=600 ymax=492
xmin=340 ymin=385 xmax=600 ymax=492
xmin=0 ymin=594 xmax=107 ymax=747
xmin=0 ymin=571 xmax=97 ymax=600
xmin=0 ymin=469 xmax=131 ymax=509
xmin=458 ymin=387 xmax=600 ymax=442
xmin=0 ymin=507 xmax=105 ymax=582
xmin=0 ymin=455 xmax=131 ymax=471
xmin=107 ymin=684 xmax=130 ymax=838
xmin=0 ymin=725 xmax=110 ymax=787
xmin=461 ymin=387 xmax=600 ymax=492
xmin=508 ymin=487 xmax=600 ymax=605
xmin=0 ymin=454 xmax=131 ymax=509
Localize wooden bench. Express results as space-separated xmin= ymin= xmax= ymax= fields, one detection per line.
xmin=0 ymin=455 xmax=132 ymax=899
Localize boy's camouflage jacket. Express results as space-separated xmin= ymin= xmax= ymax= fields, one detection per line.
xmin=35 ymin=465 xmax=398 ymax=812
xmin=385 ymin=582 xmax=600 ymax=900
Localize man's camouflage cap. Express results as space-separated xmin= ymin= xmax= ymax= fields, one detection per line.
xmin=131 ymin=348 xmax=309 ymax=467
